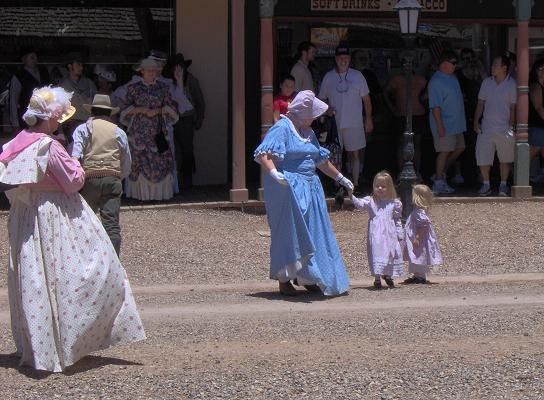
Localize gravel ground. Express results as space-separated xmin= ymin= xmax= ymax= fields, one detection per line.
xmin=2 ymin=201 xmax=542 ymax=288
xmin=1 ymin=281 xmax=543 ymax=399
xmin=1 ymin=202 xmax=544 ymax=399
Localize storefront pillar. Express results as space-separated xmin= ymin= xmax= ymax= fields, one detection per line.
xmin=257 ymin=0 xmax=276 ymax=201
xmin=512 ymin=0 xmax=534 ymax=198
xmin=230 ymin=0 xmax=249 ymax=202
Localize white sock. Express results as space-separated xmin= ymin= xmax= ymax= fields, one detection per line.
xmin=500 ymin=181 xmax=507 ymax=186
xmin=483 ymin=180 xmax=490 ymax=186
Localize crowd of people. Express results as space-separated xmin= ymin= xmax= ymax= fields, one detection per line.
xmin=4 ymin=48 xmax=206 ymax=201
xmin=274 ymin=42 xmax=544 ymax=197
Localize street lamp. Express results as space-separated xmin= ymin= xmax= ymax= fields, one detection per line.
xmin=394 ymin=0 xmax=421 ymax=221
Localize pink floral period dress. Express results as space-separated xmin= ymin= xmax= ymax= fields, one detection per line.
xmin=0 ymin=131 xmax=145 ymax=372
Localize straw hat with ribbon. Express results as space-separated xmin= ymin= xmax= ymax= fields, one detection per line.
xmin=22 ymin=86 xmax=76 ymax=126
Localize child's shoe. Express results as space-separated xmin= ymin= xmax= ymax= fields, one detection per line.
xmin=383 ymin=275 xmax=395 ymax=288
xmin=373 ymin=279 xmax=383 ymax=289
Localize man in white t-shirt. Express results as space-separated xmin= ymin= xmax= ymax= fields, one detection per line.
xmin=290 ymin=41 xmax=316 ymax=92
xmin=318 ymin=45 xmax=374 ymax=190
xmin=473 ymin=54 xmax=517 ymax=197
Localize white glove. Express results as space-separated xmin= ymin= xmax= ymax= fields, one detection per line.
xmin=270 ymin=168 xmax=288 ymax=186
xmin=335 ymin=173 xmax=354 ymax=191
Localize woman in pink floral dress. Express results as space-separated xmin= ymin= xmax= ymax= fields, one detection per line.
xmin=0 ymin=86 xmax=145 ymax=372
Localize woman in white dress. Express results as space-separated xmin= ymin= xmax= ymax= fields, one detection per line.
xmin=0 ymin=86 xmax=145 ymax=372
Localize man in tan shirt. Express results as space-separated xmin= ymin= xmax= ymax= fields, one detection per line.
xmin=70 ymin=94 xmax=131 ymax=255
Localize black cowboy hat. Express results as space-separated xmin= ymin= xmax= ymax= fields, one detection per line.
xmin=171 ymin=53 xmax=193 ymax=68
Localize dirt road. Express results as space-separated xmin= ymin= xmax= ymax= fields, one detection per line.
xmin=1 ymin=275 xmax=543 ymax=399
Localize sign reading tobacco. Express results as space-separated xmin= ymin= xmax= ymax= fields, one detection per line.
xmin=311 ymin=0 xmax=447 ymax=12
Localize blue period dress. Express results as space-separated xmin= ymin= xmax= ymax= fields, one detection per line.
xmin=254 ymin=115 xmax=350 ymax=296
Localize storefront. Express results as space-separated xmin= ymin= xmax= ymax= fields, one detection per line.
xmin=245 ymin=0 xmax=544 ymax=193
xmin=1 ymin=1 xmax=544 ymax=198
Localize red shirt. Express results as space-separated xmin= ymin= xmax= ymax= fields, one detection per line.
xmin=273 ymin=93 xmax=296 ymax=115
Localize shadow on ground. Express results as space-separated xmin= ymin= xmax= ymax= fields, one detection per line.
xmin=247 ymin=290 xmax=348 ymax=303
xmin=0 ymin=353 xmax=142 ymax=379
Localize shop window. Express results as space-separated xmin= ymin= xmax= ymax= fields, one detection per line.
xmin=0 ymin=2 xmax=175 ymax=133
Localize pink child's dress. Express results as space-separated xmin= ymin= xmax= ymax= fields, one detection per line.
xmin=352 ymin=195 xmax=404 ymax=278
xmin=404 ymin=207 xmax=443 ymax=277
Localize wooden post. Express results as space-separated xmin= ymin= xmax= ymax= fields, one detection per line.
xmin=258 ymin=0 xmax=276 ymax=201
xmin=229 ymin=0 xmax=249 ymax=202
xmin=512 ymin=0 xmax=534 ymax=198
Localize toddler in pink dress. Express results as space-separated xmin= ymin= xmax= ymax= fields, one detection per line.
xmin=403 ymin=184 xmax=443 ymax=284
xmin=351 ymin=171 xmax=404 ymax=289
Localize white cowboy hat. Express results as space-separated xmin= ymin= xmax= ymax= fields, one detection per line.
xmin=83 ymin=94 xmax=120 ymax=115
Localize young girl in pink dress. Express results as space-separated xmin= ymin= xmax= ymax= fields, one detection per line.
xmin=350 ymin=171 xmax=404 ymax=289
xmin=403 ymin=184 xmax=443 ymax=284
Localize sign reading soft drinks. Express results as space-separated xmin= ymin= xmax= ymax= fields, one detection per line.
xmin=311 ymin=0 xmax=447 ymax=12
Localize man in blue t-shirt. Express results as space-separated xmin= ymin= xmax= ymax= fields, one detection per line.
xmin=428 ymin=50 xmax=467 ymax=194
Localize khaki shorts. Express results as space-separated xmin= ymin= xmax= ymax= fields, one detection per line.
xmin=338 ymin=128 xmax=366 ymax=151
xmin=433 ymin=133 xmax=465 ymax=153
xmin=476 ymin=131 xmax=515 ymax=165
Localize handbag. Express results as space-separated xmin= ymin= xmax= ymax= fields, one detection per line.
xmin=155 ymin=109 xmax=170 ymax=154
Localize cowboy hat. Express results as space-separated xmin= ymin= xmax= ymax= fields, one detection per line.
xmin=171 ymin=52 xmax=192 ymax=68
xmin=83 ymin=94 xmax=120 ymax=115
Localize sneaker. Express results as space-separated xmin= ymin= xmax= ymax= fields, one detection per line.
xmin=498 ymin=183 xmax=509 ymax=197
xmin=414 ymin=277 xmax=428 ymax=284
xmin=478 ymin=183 xmax=491 ymax=197
xmin=451 ymin=173 xmax=464 ymax=185
xmin=373 ymin=280 xmax=383 ymax=289
xmin=432 ymin=180 xmax=455 ymax=194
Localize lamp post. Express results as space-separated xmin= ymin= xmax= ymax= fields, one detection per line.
xmin=394 ymin=0 xmax=421 ymax=221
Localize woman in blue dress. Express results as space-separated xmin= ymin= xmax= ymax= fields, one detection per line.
xmin=255 ymin=90 xmax=354 ymax=296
